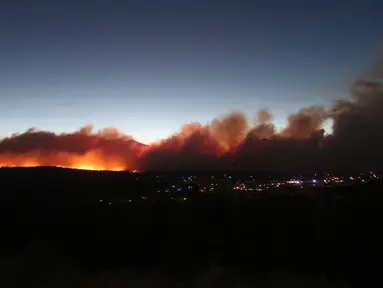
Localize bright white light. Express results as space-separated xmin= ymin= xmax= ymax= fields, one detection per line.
xmin=323 ymin=118 xmax=333 ymax=135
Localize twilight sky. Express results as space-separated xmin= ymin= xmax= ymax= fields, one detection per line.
xmin=1 ymin=0 xmax=382 ymax=144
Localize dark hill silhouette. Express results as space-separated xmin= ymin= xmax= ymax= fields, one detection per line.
xmin=0 ymin=167 xmax=382 ymax=287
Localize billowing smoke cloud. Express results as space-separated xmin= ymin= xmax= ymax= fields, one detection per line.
xmin=1 ymin=59 xmax=383 ymax=173
xmin=324 ymin=58 xmax=383 ymax=172
xmin=0 ymin=126 xmax=143 ymax=171
xmin=281 ymin=106 xmax=328 ymax=139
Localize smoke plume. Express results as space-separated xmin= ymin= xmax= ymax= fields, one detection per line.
xmin=1 ymin=59 xmax=383 ymax=173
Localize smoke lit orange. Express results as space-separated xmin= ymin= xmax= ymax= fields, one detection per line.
xmin=0 ymin=150 xmax=129 ymax=171
xmin=1 ymin=60 xmax=383 ymax=173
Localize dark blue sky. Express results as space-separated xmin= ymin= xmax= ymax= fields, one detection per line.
xmin=1 ymin=0 xmax=382 ymax=143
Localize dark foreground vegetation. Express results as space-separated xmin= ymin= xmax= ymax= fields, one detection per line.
xmin=0 ymin=167 xmax=381 ymax=287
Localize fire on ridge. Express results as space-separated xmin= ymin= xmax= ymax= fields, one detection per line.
xmin=0 ymin=150 xmax=130 ymax=172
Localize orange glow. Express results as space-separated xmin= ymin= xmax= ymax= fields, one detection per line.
xmin=0 ymin=150 xmax=129 ymax=172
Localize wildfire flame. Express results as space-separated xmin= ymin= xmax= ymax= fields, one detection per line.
xmin=0 ymin=150 xmax=129 ymax=172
